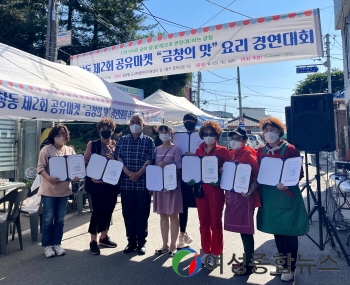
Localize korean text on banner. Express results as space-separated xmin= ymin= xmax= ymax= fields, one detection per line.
xmin=70 ymin=9 xmax=323 ymax=82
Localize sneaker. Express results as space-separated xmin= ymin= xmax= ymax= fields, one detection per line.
xmin=201 ymin=254 xmax=209 ymax=264
xmin=54 ymin=245 xmax=65 ymax=256
xmin=99 ymin=236 xmax=117 ymax=248
xmin=177 ymin=233 xmax=193 ymax=248
xmin=44 ymin=246 xmax=55 ymax=258
xmin=281 ymin=271 xmax=295 ymax=282
xmin=205 ymin=255 xmax=219 ymax=267
xmin=183 ymin=233 xmax=193 ymax=245
xmin=90 ymin=241 xmax=100 ymax=255
xmin=270 ymin=265 xmax=289 ymax=275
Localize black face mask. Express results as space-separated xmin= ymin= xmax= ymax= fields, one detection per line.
xmin=184 ymin=122 xmax=196 ymax=131
xmin=100 ymin=130 xmax=112 ymax=139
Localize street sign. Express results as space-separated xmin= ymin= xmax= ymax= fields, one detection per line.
xmin=296 ymin=66 xmax=319 ymax=73
xmin=239 ymin=123 xmax=245 ymax=129
xmin=57 ymin=30 xmax=72 ymax=47
xmin=239 ymin=117 xmax=245 ymax=123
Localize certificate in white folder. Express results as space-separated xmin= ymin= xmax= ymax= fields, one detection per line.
xmin=257 ymin=156 xmax=303 ymax=186
xmin=146 ymin=164 xmax=177 ymax=191
xmin=182 ymin=156 xmax=218 ymax=184
xmin=173 ymin=132 xmax=203 ymax=154
xmin=86 ymin=153 xmax=123 ymax=185
xmin=49 ymin=154 xmax=86 ymax=181
xmin=220 ymin=162 xmax=252 ymax=193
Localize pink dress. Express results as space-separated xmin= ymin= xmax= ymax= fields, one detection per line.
xmin=153 ymin=145 xmax=183 ymax=215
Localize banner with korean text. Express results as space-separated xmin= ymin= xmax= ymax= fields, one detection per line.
xmin=70 ymin=9 xmax=323 ymax=82
xmin=0 ymin=80 xmax=163 ymax=124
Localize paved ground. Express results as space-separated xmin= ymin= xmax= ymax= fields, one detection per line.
xmin=1 ymin=153 xmax=350 ymax=285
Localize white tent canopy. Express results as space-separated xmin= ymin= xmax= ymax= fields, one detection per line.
xmin=143 ymin=89 xmax=227 ymax=127
xmin=0 ymin=43 xmax=163 ymax=124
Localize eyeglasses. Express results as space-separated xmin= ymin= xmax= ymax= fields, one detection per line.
xmin=203 ymin=133 xmax=215 ymax=137
xmin=230 ymin=138 xmax=243 ymax=142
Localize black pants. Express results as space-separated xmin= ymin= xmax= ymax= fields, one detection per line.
xmin=179 ymin=181 xmax=196 ymax=232
xmin=241 ymin=234 xmax=254 ymax=267
xmin=88 ymin=183 xmax=119 ymax=235
xmin=121 ymin=190 xmax=151 ymax=247
xmin=274 ymin=235 xmax=298 ymax=272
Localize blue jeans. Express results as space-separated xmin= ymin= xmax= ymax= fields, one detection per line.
xmin=41 ymin=195 xmax=68 ymax=247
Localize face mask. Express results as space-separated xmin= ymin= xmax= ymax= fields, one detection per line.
xmin=184 ymin=122 xmax=196 ymax=131
xmin=230 ymin=140 xmax=242 ymax=150
xmin=100 ymin=130 xmax=112 ymax=139
xmin=264 ymin=132 xmax=280 ymax=144
xmin=54 ymin=136 xmax=65 ymax=145
xmin=130 ymin=124 xmax=143 ymax=134
xmin=204 ymin=136 xmax=216 ymax=145
xmin=159 ymin=134 xmax=171 ymax=142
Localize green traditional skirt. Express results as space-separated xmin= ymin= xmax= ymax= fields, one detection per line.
xmin=257 ymin=184 xmax=309 ymax=236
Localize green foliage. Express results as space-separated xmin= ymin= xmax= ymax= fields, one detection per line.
xmin=65 ymin=123 xmax=131 ymax=153
xmin=58 ymin=0 xmax=156 ymax=62
xmin=294 ymin=68 xmax=344 ymax=95
xmin=0 ymin=0 xmax=190 ymax=97
xmin=0 ymin=0 xmax=47 ymax=57
xmin=65 ymin=123 xmax=99 ymax=154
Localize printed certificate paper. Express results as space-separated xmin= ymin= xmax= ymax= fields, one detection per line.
xmin=49 ymin=154 xmax=86 ymax=181
xmin=146 ymin=164 xmax=177 ymax=191
xmin=182 ymin=156 xmax=218 ymax=184
xmin=257 ymin=156 xmax=303 ymax=186
xmin=86 ymin=153 xmax=123 ymax=185
xmin=220 ymin=162 xmax=252 ymax=193
xmin=173 ymin=132 xmax=203 ymax=154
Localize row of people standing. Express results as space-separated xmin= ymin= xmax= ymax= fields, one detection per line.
xmin=150 ymin=114 xmax=308 ymax=283
xmin=37 ymin=113 xmax=308 ymax=283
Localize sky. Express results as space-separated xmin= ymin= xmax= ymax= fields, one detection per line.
xmin=137 ymin=0 xmax=343 ymax=122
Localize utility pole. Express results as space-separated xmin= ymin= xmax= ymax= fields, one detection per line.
xmin=46 ymin=0 xmax=59 ymax=61
xmin=197 ymin=71 xmax=201 ymax=108
xmin=325 ymin=34 xmax=332 ymax=94
xmin=237 ymin=67 xmax=243 ymax=118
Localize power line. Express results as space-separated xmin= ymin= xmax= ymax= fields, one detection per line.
xmin=200 ymin=0 xmax=237 ymax=27
xmin=141 ymin=2 xmax=168 ymax=34
xmin=206 ymin=0 xmax=253 ymax=19
xmin=136 ymin=11 xmax=192 ymax=29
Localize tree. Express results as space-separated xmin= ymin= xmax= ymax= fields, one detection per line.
xmin=0 ymin=0 xmax=191 ymax=98
xmin=0 ymin=0 xmax=47 ymax=58
xmin=58 ymin=0 xmax=156 ymax=62
xmin=294 ymin=68 xmax=344 ymax=95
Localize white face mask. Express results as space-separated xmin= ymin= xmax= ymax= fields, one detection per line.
xmin=130 ymin=124 xmax=143 ymax=134
xmin=54 ymin=136 xmax=66 ymax=145
xmin=159 ymin=134 xmax=171 ymax=142
xmin=204 ymin=136 xmax=216 ymax=145
xmin=230 ymin=140 xmax=242 ymax=150
xmin=264 ymin=132 xmax=280 ymax=144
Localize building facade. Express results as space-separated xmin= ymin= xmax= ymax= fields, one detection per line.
xmin=334 ymin=0 xmax=350 ymax=159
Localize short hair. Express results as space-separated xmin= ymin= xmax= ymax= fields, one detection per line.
xmin=259 ymin=117 xmax=285 ymax=137
xmin=158 ymin=124 xmax=173 ymax=133
xmin=183 ymin=113 xmax=198 ymax=122
xmin=96 ymin=118 xmax=116 ymax=132
xmin=129 ymin=113 xmax=144 ymax=124
xmin=199 ymin=121 xmax=223 ymax=140
xmin=47 ymin=124 xmax=71 ymax=144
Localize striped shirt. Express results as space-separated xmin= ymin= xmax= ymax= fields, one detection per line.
xmin=114 ymin=133 xmax=155 ymax=191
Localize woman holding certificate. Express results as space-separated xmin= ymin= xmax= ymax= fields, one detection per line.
xmin=153 ymin=125 xmax=183 ymax=257
xmin=84 ymin=118 xmax=119 ymax=255
xmin=194 ymin=121 xmax=230 ymax=265
xmin=256 ymin=117 xmax=308 ymax=282
xmin=37 ymin=124 xmax=76 ymax=258
xmin=223 ymin=127 xmax=259 ymax=276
